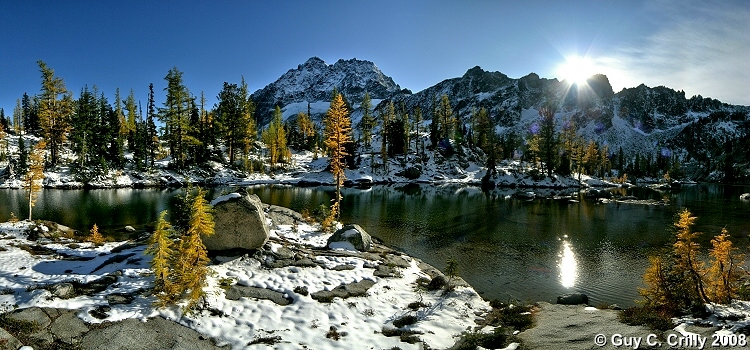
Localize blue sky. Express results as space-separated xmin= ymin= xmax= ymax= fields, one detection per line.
xmin=1 ymin=0 xmax=748 ymax=113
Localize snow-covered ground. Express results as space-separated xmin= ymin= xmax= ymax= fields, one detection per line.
xmin=0 ymin=212 xmax=515 ymax=349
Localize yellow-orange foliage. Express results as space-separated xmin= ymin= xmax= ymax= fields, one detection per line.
xmin=88 ymin=224 xmax=105 ymax=245
xmin=324 ymin=93 xmax=352 ymax=222
xmin=23 ymin=140 xmax=46 ymax=221
xmin=706 ymin=228 xmax=744 ymax=304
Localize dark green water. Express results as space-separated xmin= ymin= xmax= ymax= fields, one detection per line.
xmin=1 ymin=184 xmax=749 ymax=307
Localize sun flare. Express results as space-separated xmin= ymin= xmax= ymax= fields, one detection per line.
xmin=558 ymin=56 xmax=595 ymax=85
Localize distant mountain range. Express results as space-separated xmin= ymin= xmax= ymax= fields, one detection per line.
xmin=250 ymin=57 xmax=749 ymax=181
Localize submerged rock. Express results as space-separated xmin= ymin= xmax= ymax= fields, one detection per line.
xmin=557 ymin=293 xmax=589 ymax=305
xmin=204 ymin=193 xmax=270 ymax=251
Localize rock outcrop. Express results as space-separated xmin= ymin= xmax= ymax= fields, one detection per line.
xmin=203 ymin=193 xmax=270 ymax=251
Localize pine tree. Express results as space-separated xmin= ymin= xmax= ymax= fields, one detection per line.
xmin=21 ymin=93 xmax=40 ymax=136
xmin=706 ymin=228 xmax=744 ymax=304
xmin=146 ymin=210 xmax=176 ymax=305
xmin=17 ymin=136 xmax=28 ymax=175
xmin=36 ymin=61 xmax=74 ymax=167
xmin=87 ymin=223 xmax=105 ymax=245
xmin=124 ymin=89 xmax=138 ymax=150
xmin=435 ymin=94 xmax=455 ymax=141
xmin=23 ymin=140 xmax=46 ymax=221
xmin=324 ymin=93 xmax=353 ymax=224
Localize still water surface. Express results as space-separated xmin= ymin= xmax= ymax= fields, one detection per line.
xmin=1 ymin=184 xmax=749 ymax=307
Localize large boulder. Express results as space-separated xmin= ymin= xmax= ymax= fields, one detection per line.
xmin=203 ymin=193 xmax=270 ymax=251
xmin=557 ymin=293 xmax=589 ymax=305
xmin=327 ymin=224 xmax=373 ymax=252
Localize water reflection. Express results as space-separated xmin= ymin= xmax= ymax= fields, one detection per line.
xmin=558 ymin=239 xmax=578 ymax=288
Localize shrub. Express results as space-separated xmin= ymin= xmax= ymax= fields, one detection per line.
xmin=619 ymin=306 xmax=675 ymax=331
xmin=393 ymin=315 xmax=418 ymax=328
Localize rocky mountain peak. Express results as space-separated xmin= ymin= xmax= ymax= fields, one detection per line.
xmin=251 ymin=57 xmax=401 ymax=125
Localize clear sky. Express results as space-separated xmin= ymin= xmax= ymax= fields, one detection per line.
xmin=1 ymin=0 xmax=748 ymax=114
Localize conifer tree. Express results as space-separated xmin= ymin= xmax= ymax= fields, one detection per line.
xmin=146 ymin=83 xmax=158 ymax=168
xmin=24 ymin=140 xmax=46 ymax=221
xmin=673 ymin=208 xmax=708 ymax=303
xmin=538 ymin=107 xmax=559 ymax=177
xmin=17 ymin=136 xmax=28 ymax=175
xmin=435 ymin=94 xmax=455 ymax=141
xmin=160 ymin=67 xmax=192 ymax=169
xmin=88 ymin=223 xmax=105 ymax=245
xmin=124 ymin=89 xmax=138 ymax=150
xmin=13 ymin=99 xmax=22 ymax=135
xmin=262 ymin=106 xmax=289 ymax=165
xmin=21 ymin=93 xmax=40 ymax=136
xmin=358 ymin=92 xmax=376 ymax=150
xmin=172 ymin=187 xmax=215 ymax=309
xmin=324 ymin=93 xmax=353 ymax=223
xmin=146 ymin=210 xmax=176 ymax=305
xmin=706 ymin=228 xmax=744 ymax=304
xmin=37 ymin=61 xmax=74 ymax=167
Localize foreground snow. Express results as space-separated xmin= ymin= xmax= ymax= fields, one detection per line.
xmin=0 ymin=216 xmax=497 ymax=349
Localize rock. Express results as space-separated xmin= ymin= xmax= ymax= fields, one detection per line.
xmin=327 ymin=224 xmax=373 ymax=252
xmin=203 ymin=193 xmax=270 ymax=251
xmin=0 ymin=326 xmax=23 ymax=350
xmin=557 ymin=293 xmax=589 ymax=305
xmin=80 ymin=317 xmax=226 ymax=350
xmin=265 ymin=204 xmax=304 ymax=227
xmin=5 ymin=307 xmax=53 ymax=329
xmin=311 ymin=279 xmax=376 ymax=302
xmin=106 ymin=293 xmax=135 ymax=305
xmin=50 ymin=282 xmax=76 ymax=299
xmin=224 ymin=285 xmax=293 ymax=305
xmin=740 ymin=193 xmax=750 ymax=201
xmin=49 ymin=309 xmax=90 ymax=344
xmin=585 ymin=189 xmax=612 ymax=199
xmin=124 ymin=226 xmax=136 ymax=232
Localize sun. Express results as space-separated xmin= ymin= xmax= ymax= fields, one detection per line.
xmin=557 ymin=56 xmax=595 ymax=85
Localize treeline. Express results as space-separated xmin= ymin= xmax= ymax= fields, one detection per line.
xmin=0 ymin=61 xmax=696 ymax=183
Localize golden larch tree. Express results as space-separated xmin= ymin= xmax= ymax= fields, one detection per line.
xmin=23 ymin=140 xmax=46 ymax=221
xmin=706 ymin=228 xmax=744 ymax=304
xmin=146 ymin=210 xmax=175 ymax=305
xmin=673 ymin=208 xmax=708 ymax=303
xmin=37 ymin=61 xmax=74 ymax=167
xmin=324 ymin=93 xmax=353 ymax=224
xmin=88 ymin=224 xmax=105 ymax=245
xmin=172 ymin=187 xmax=215 ymax=310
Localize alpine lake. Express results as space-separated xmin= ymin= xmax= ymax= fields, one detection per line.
xmin=2 ymin=183 xmax=749 ymax=307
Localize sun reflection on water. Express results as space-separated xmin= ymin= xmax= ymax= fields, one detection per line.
xmin=559 ymin=240 xmax=578 ymax=288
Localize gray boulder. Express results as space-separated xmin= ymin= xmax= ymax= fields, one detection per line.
xmin=203 ymin=193 xmax=270 ymax=251
xmin=327 ymin=224 xmax=373 ymax=252
xmin=557 ymin=293 xmax=589 ymax=305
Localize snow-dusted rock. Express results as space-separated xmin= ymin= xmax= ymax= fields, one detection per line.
xmin=203 ymin=193 xmax=269 ymax=251
xmin=327 ymin=224 xmax=373 ymax=252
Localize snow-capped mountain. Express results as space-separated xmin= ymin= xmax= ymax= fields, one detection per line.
xmin=251 ymin=57 xmax=748 ymax=181
xmin=250 ymin=57 xmax=404 ymax=125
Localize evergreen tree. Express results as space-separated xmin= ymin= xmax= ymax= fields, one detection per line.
xmin=380 ymin=101 xmax=395 ymax=171
xmin=37 ymin=61 xmax=74 ymax=167
xmin=21 ymin=92 xmax=40 ymax=136
xmin=13 ymin=99 xmax=22 ymax=135
xmin=358 ymin=92 xmax=376 ymax=150
xmin=23 ymin=140 xmax=46 ymax=221
xmin=160 ymin=67 xmax=192 ymax=169
xmin=538 ymin=107 xmax=559 ymax=177
xmin=146 ymin=83 xmax=158 ymax=168
xmin=124 ymin=89 xmax=138 ymax=150
xmin=324 ymin=93 xmax=353 ymax=225
xmin=71 ymin=86 xmax=97 ymax=168
xmin=17 ymin=136 xmax=28 ymax=175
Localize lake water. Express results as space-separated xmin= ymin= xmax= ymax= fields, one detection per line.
xmin=1 ymin=183 xmax=749 ymax=307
